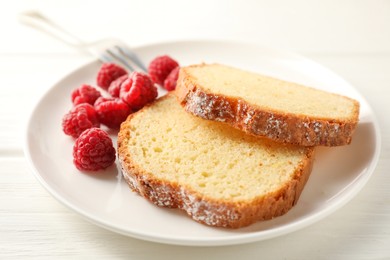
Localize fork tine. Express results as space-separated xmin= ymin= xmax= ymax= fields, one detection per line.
xmin=94 ymin=48 xmax=126 ymax=67
xmin=115 ymin=45 xmax=148 ymax=72
xmin=99 ymin=52 xmax=115 ymax=63
xmin=106 ymin=48 xmax=136 ymax=72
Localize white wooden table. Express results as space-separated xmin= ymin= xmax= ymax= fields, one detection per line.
xmin=1 ymin=1 xmax=389 ymax=259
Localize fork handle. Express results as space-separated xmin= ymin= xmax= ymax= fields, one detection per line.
xmin=18 ymin=10 xmax=85 ymax=48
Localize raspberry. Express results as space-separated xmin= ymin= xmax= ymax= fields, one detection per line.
xmin=96 ymin=63 xmax=127 ymax=89
xmin=148 ymin=55 xmax=179 ymax=85
xmin=71 ymin=84 xmax=102 ymax=105
xmin=62 ymin=104 xmax=100 ymax=138
xmin=120 ymin=71 xmax=158 ymax=111
xmin=73 ymin=128 xmax=116 ymax=171
xmin=94 ymin=97 xmax=132 ymax=129
xmin=163 ymin=66 xmax=180 ymax=91
xmin=108 ymin=74 xmax=128 ymax=97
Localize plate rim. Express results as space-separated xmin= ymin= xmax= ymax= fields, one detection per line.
xmin=23 ymin=39 xmax=382 ymax=246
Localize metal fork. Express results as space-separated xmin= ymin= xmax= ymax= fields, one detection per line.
xmin=18 ymin=10 xmax=147 ymax=72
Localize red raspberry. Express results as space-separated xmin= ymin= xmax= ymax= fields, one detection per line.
xmin=62 ymin=104 xmax=100 ymax=138
xmin=120 ymin=71 xmax=158 ymax=111
xmin=163 ymin=66 xmax=180 ymax=91
xmin=94 ymin=97 xmax=132 ymax=129
xmin=71 ymin=84 xmax=102 ymax=105
xmin=73 ymin=128 xmax=116 ymax=171
xmin=148 ymin=55 xmax=179 ymax=85
xmin=96 ymin=63 xmax=127 ymax=89
xmin=108 ymin=74 xmax=128 ymax=97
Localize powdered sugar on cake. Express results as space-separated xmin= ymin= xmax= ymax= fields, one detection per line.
xmin=179 ymin=187 xmax=240 ymax=227
xmin=184 ymin=88 xmax=234 ymax=122
xmin=180 ymin=86 xmax=353 ymax=146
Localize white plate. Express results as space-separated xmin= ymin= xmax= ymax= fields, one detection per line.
xmin=24 ymin=40 xmax=381 ymax=246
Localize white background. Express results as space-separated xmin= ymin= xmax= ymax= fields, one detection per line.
xmin=0 ymin=0 xmax=389 ymax=259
